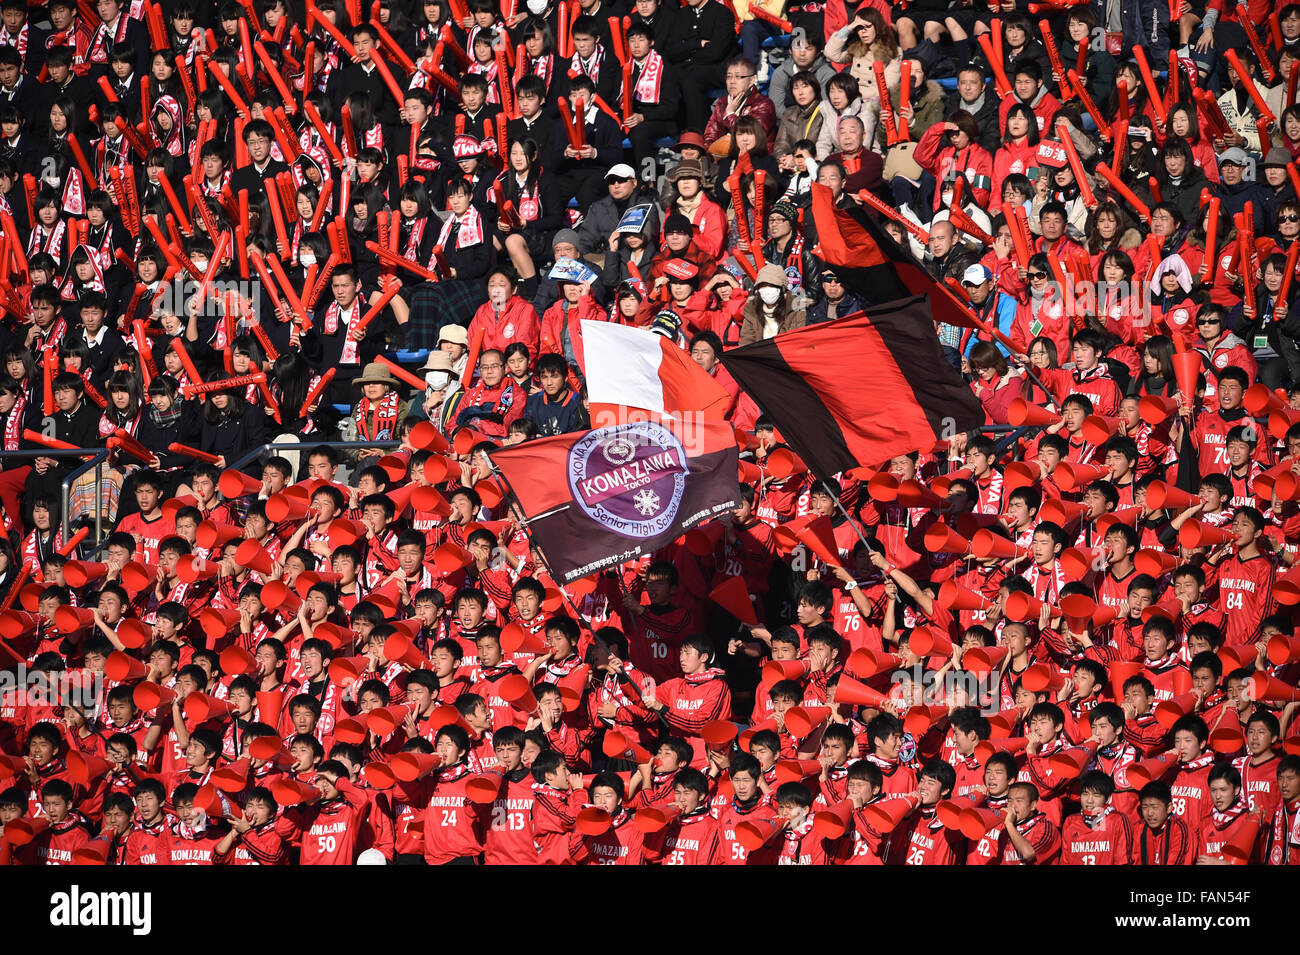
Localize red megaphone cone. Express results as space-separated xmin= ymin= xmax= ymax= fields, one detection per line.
xmin=383 ymin=633 xmax=427 ymax=669
xmin=177 ymin=555 xmax=221 ymax=583
xmin=1245 ymin=673 xmax=1300 ymax=704
xmin=1004 ymin=461 xmax=1044 ymax=491
xmin=326 ymin=519 xmax=368 ymax=547
xmin=634 ymin=805 xmax=680 ymax=834
xmin=766 ymin=448 xmax=807 ymax=480
xmin=212 ymin=758 xmax=252 ymax=793
xmin=709 ymin=576 xmax=758 ymax=626
xmin=219 ymin=468 xmax=263 ymax=498
xmin=377 ymin=451 xmax=412 ymax=483
xmin=1081 ymin=414 xmax=1121 ymax=446
xmin=434 ymin=543 xmax=473 ymax=574
xmin=119 ymin=561 xmax=158 ymax=597
xmin=392 ymin=752 xmax=444 ymax=782
xmin=1060 ymin=593 xmax=1100 ymax=632
xmin=466 ymin=776 xmax=502 ymax=804
xmin=974 ymin=737 xmax=1029 ymax=761
xmin=762 ymin=659 xmax=808 ymax=686
xmin=1220 ymin=816 xmax=1262 ymax=864
xmin=959 ymin=806 xmax=1004 ymax=841
xmin=703 ymin=720 xmax=737 ymax=749
xmin=132 ymin=681 xmax=176 ymax=711
xmin=1268 ymin=634 xmax=1300 ymax=666
xmin=498 ymin=675 xmax=538 ymax=713
xmin=105 ymin=651 xmax=147 ymax=683
xmin=196 ymin=520 xmax=244 ymax=550
xmin=971 ymin=528 xmax=1019 ymax=560
xmin=260 ymin=580 xmax=302 ymax=615
xmin=938 ymin=580 xmax=990 ymax=611
xmin=1155 ymin=691 xmax=1200 ymax=728
xmin=334 ymin=718 xmax=368 ymax=745
xmin=576 ymin=807 xmax=613 ymax=835
xmin=1039 ymin=498 xmax=1086 ymax=528
xmin=1127 ymin=753 xmax=1175 ymax=788
xmin=53 ymin=606 xmax=95 ymax=635
xmin=736 ymin=816 xmax=787 ymax=851
xmin=813 ymin=799 xmax=856 ymax=839
xmin=1021 ymin=664 xmax=1066 ymax=693
xmin=603 ymin=730 xmax=652 ymax=763
xmin=1054 ymin=462 xmax=1111 ymax=492
xmin=1209 ymin=727 xmax=1245 ymax=755
xmin=963 ymin=645 xmax=1009 ymax=675
xmin=1139 ymin=394 xmax=1180 ymax=425
xmin=329 ymin=655 xmax=370 ymax=687
xmin=363 ymin=762 xmax=396 ymax=790
xmin=863 ymin=794 xmax=920 ymax=833
xmin=1244 ymin=383 xmax=1287 ymax=416
xmin=1008 ymin=397 xmax=1062 ymax=428
xmin=256 ymin=691 xmax=284 ymax=728
xmin=785 ymin=705 xmax=831 ymax=738
xmin=1172 ymin=351 xmax=1202 ymax=404
xmin=909 ymin=626 xmax=953 ymax=658
xmin=1003 ymin=591 xmax=1047 ymax=622
xmin=1270 ymin=407 xmax=1300 ymax=440
xmin=774 ymin=759 xmax=824 ymax=785
xmin=0 ymin=610 xmax=37 ymax=641
xmin=409 ymin=420 xmax=452 ymax=454
xmin=1145 ymin=480 xmax=1198 ymax=512
xmin=903 ymin=704 xmax=948 ymax=737
xmin=367 ymin=703 xmax=417 ymax=736
xmin=200 ymin=606 xmax=242 ymax=642
xmin=185 ymin=692 xmax=234 ymax=722
xmin=234 ymin=539 xmax=276 ymax=576
xmin=265 ymin=489 xmax=311 ymax=523
xmin=270 ymin=778 xmax=318 ymax=806
xmin=1134 ymin=548 xmax=1178 ymax=578
xmin=846 ymin=649 xmax=904 ymax=679
xmin=557 ymin=665 xmax=589 ymax=711
xmin=834 ymin=674 xmax=891 ymax=709
xmin=63 ymin=561 xmax=109 ymax=588
xmin=924 ymin=522 xmax=972 ymax=556
xmin=1048 ymin=742 xmax=1097 ymax=780
xmin=65 ymin=751 xmax=112 ymax=786
xmin=897 ymin=479 xmax=947 ymax=510
xmin=1109 ymin=661 xmax=1142 ymax=701
xmin=1178 ymin=519 xmax=1235 ymax=550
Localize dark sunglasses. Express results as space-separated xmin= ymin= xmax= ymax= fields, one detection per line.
xmin=1280 ymin=214 xmax=1300 ymax=223
xmin=1027 ymin=270 xmax=1048 ymax=279
xmin=1196 ymin=318 xmax=1221 ymax=326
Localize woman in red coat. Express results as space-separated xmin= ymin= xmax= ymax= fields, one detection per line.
xmin=968 ymin=342 xmax=1026 ymax=425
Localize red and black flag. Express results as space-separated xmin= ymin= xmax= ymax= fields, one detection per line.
xmin=810 ymin=182 xmax=978 ymax=332
xmin=718 ymin=295 xmax=984 ymax=478
xmin=485 ymin=418 xmax=739 ymax=583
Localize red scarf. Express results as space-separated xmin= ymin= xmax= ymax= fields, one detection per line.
xmin=88 ymin=13 xmax=128 ymax=63
xmin=356 ymin=391 xmax=400 ymax=441
xmin=436 ymin=205 xmax=484 ymax=251
xmin=403 ymin=216 xmax=428 ymax=262
xmin=3 ymin=392 xmax=25 ymax=451
xmin=1209 ymin=793 xmax=1249 ymax=829
xmin=632 ymin=51 xmax=665 ymax=104
xmin=518 ymin=52 xmax=554 ymax=89
xmin=0 ymin=22 xmax=29 ymax=65
xmin=323 ymin=298 xmax=362 ymax=363
xmin=569 ymin=44 xmax=606 ymax=81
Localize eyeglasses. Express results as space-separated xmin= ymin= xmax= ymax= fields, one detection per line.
xmin=1027 ymin=270 xmax=1048 ymax=279
xmin=1195 ymin=318 xmax=1221 ymax=326
xmin=479 ymin=362 xmax=503 ymax=370
xmin=822 ymin=275 xmax=840 ymax=283
xmin=726 ymin=72 xmax=755 ymax=80
xmin=1280 ymin=214 xmax=1300 ymax=223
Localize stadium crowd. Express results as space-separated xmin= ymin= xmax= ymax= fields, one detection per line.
xmin=0 ymin=0 xmax=1298 ymax=864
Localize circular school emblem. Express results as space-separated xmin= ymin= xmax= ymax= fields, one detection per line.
xmin=1214 ymin=353 xmax=1229 ymax=369
xmin=568 ymin=422 xmax=688 ymax=538
xmin=1170 ymin=308 xmax=1189 ymax=327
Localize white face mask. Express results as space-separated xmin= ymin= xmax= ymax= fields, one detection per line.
xmin=300 ymin=252 xmax=317 ymax=267
xmin=190 ymin=257 xmax=208 ymax=273
xmin=526 ymin=0 xmax=548 ymax=13
xmin=426 ymin=371 xmax=450 ymax=390
xmin=757 ymin=286 xmax=781 ymax=305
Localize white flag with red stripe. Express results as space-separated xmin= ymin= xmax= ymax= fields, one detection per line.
xmin=582 ymin=320 xmax=731 ymax=422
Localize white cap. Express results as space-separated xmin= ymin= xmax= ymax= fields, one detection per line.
xmin=605 ymin=163 xmax=636 ymax=180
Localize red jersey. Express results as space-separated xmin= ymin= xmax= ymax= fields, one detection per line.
xmin=1060 ymin=807 xmax=1135 ymax=864
xmin=892 ymin=806 xmax=966 ymax=865
xmin=1234 ymin=753 xmax=1282 ymax=820
xmin=1168 ymin=754 xmax=1215 ymax=848
xmin=715 ymin=795 xmax=778 ymax=865
xmin=650 ymin=809 xmax=723 ymax=865
xmin=422 ymin=764 xmax=490 ymax=864
xmin=996 ymin=811 xmax=1060 ymax=865
xmin=1135 ymin=816 xmax=1195 ymax=864
xmin=1214 ymin=552 xmax=1277 ymax=647
xmin=577 ymin=809 xmax=645 ymax=865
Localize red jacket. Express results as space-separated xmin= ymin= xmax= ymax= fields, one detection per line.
xmin=655 ymin=668 xmax=732 ymax=766
xmin=422 ymin=763 xmax=490 ymax=864
xmin=468 ymin=295 xmax=541 ymax=355
xmin=704 ymin=86 xmax=777 ymax=147
xmin=914 ymin=126 xmax=993 ymax=209
xmin=539 ymin=293 xmax=606 ymax=374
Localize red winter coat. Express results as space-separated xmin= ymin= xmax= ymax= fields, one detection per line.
xmin=468 ymin=295 xmax=541 ymax=354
